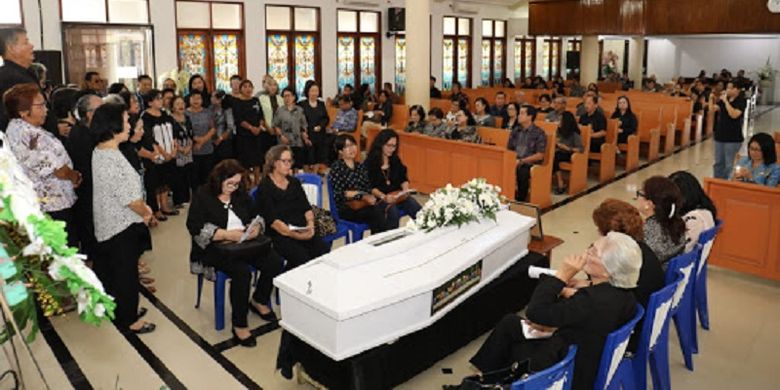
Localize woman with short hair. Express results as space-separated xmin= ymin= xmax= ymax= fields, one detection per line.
xmin=404 ymin=105 xmax=427 ymax=134
xmin=273 ymin=87 xmax=311 ymax=171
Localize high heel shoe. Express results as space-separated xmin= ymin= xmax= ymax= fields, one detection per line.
xmin=232 ymin=329 xmax=257 ymax=347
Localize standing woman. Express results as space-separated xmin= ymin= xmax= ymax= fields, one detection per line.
xmin=91 ymin=103 xmax=155 ymax=334
xmin=211 ymin=90 xmax=235 ymax=163
xmin=273 ymin=87 xmax=311 ymax=171
xmin=553 ymin=112 xmax=584 ymax=194
xmin=611 ymin=96 xmax=638 ymax=144
xmin=636 ymin=176 xmax=686 ymax=265
xmin=170 ymin=96 xmax=194 ymax=207
xmin=330 ymin=134 xmax=400 ymax=233
xmin=141 ymin=89 xmax=179 ymax=221
xmin=187 ymin=92 xmax=217 ymax=189
xmin=503 ymin=102 xmax=521 ymax=131
xmin=259 ymin=76 xmax=284 ymax=130
xmin=185 ymin=74 xmax=211 ymax=108
xmin=365 ymin=129 xmax=422 ymax=218
xmin=257 ymin=145 xmax=329 ymax=268
xmin=299 ymin=81 xmax=329 ymax=174
xmin=4 ymin=84 xmax=81 ymax=248
xmin=231 ymin=80 xmax=267 ymax=184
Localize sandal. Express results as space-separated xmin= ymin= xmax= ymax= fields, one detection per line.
xmin=144 ymin=285 xmax=157 ymax=293
xmin=140 ymin=276 xmax=155 ymax=284
xmin=129 ymin=322 xmax=156 ymax=334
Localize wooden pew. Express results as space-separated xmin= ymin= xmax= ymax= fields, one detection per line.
xmin=636 ymin=106 xmax=662 ymax=161
xmin=389 ymin=104 xmax=409 ymax=131
xmin=477 ymin=127 xmax=510 ymax=148
xmin=589 ymin=120 xmax=617 ymax=183
xmin=705 ymin=178 xmax=780 ymax=281
xmin=366 ymin=127 xmax=517 ymax=199
xmin=559 ymin=125 xmax=592 ymax=195
xmin=430 ymin=98 xmax=451 ymax=114
xmin=659 ymin=104 xmax=678 ymax=155
xmin=326 ymin=106 xmax=364 ymax=159
xmin=530 ymin=122 xmax=557 ymax=209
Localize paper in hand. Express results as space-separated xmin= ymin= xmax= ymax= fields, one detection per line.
xmin=239 ymin=215 xmax=263 ymax=243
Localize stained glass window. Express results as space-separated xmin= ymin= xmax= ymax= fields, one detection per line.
xmin=267 ymin=34 xmax=289 ymax=90
xmin=541 ymin=40 xmax=551 ymax=81
xmin=337 ymin=36 xmax=355 ymax=91
xmin=395 ymin=37 xmax=406 ymax=95
xmin=494 ymin=40 xmax=503 ymax=83
xmin=481 ymin=40 xmax=491 ymax=87
xmin=442 ymin=38 xmax=454 ymax=90
xmin=213 ymin=34 xmax=239 ymax=93
xmin=457 ymin=38 xmax=469 ymax=87
xmin=514 ymin=37 xmax=536 ymax=83
xmin=295 ymin=34 xmax=316 ymax=98
xmin=514 ymin=40 xmax=523 ymax=83
xmin=542 ymin=38 xmax=562 ymax=80
xmin=360 ymin=37 xmax=377 ymax=92
xmin=178 ymin=33 xmax=208 ymax=79
xmin=524 ymin=41 xmax=534 ymax=80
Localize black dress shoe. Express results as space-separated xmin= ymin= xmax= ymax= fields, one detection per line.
xmin=137 ymin=307 xmax=147 ymax=319
xmin=232 ymin=329 xmax=257 ymax=347
xmin=162 ymin=209 xmax=179 ymax=216
xmin=249 ymin=303 xmax=278 ymax=322
xmin=129 ymin=322 xmax=156 ymax=334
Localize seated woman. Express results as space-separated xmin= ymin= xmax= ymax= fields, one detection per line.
xmin=636 ymin=176 xmax=686 ymax=266
xmin=448 ymin=109 xmax=479 ymax=143
xmin=731 ymin=133 xmax=780 ymax=187
xmin=610 ymin=96 xmax=638 ymax=144
xmin=404 ymin=105 xmax=427 ymax=134
xmin=365 ymin=129 xmax=422 ymax=219
xmin=257 ymin=145 xmax=328 ymax=268
xmin=329 ymin=134 xmax=400 ymax=233
xmin=186 ymin=159 xmax=283 ymax=347
xmin=360 ymin=94 xmax=382 ymax=136
xmin=669 ymin=171 xmax=717 ymax=253
xmin=470 ymin=232 xmax=641 ymax=390
xmin=537 ymin=93 xmax=553 ymax=114
xmin=553 ymin=112 xmax=583 ymax=194
xmin=424 ymin=107 xmax=448 ymax=138
xmin=473 ymin=97 xmax=496 ymax=127
xmin=503 ymin=102 xmax=521 ymax=131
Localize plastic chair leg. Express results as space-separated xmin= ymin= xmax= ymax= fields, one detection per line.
xmin=215 ymin=272 xmax=227 ymax=331
xmin=672 ymin=313 xmax=695 ymax=371
xmin=351 ymin=227 xmax=368 ymax=242
xmin=195 ymin=274 xmax=204 ymax=308
xmin=649 ymin=334 xmax=672 ymax=390
xmin=616 ymin=360 xmax=636 ymax=390
xmin=696 ymin=272 xmax=710 ymax=330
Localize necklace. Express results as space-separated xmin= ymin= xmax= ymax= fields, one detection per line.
xmin=382 ymin=166 xmax=391 ymax=186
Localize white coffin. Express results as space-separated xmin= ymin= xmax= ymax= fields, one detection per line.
xmin=274 ymin=210 xmax=534 ymax=361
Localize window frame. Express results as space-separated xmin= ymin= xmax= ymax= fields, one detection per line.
xmin=174 ymin=0 xmax=246 ymax=92
xmin=0 ymin=0 xmax=24 ymax=27
xmin=264 ymin=4 xmax=322 ymax=98
xmin=480 ymin=19 xmax=506 ymax=87
xmin=542 ymin=37 xmax=562 ymax=80
xmin=442 ymin=16 xmax=472 ymax=90
xmin=514 ymin=36 xmax=536 ymax=84
xmin=336 ymin=8 xmax=382 ymax=93
xmin=58 ymin=0 xmax=151 ymax=24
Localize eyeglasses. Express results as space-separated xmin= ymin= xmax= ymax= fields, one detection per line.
xmin=748 ymin=146 xmax=762 ymax=152
xmin=385 ymin=143 xmax=398 ymax=149
xmin=635 ymin=190 xmax=646 ymax=200
xmin=278 ymin=158 xmax=294 ymax=165
xmin=224 ymin=181 xmax=240 ymax=188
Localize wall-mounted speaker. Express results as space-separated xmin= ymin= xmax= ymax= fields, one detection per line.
xmin=388 ymin=7 xmax=405 ymax=32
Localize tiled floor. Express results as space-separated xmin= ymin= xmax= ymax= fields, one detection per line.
xmin=4 ymin=108 xmax=780 ymax=389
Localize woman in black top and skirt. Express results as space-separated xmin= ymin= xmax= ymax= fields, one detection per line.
xmin=257 ymin=145 xmax=329 ymax=268
xmin=231 ymin=80 xmax=268 ymax=184
xmin=186 ymin=159 xmax=283 ymax=347
xmin=611 ymin=95 xmax=638 ymax=144
xmin=329 ymin=134 xmax=400 ymax=234
xmin=140 ymin=89 xmax=179 ymax=221
xmin=299 ymin=82 xmax=330 ymax=174
xmin=364 ymin=129 xmax=422 ymax=218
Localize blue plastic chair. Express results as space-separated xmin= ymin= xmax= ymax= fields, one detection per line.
xmin=326 ymin=174 xmax=370 ymax=242
xmin=592 ymin=303 xmax=645 ymax=390
xmin=196 ymin=268 xmax=257 ymax=331
xmin=295 ymin=173 xmax=351 ymax=246
xmin=627 ymin=273 xmax=683 ymax=390
xmin=510 ymin=345 xmax=577 ymax=390
xmin=663 ymin=248 xmax=700 ymax=371
xmin=693 ymin=220 xmax=722 ymax=332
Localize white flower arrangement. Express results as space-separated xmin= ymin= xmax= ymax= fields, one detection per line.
xmin=409 ymin=178 xmax=503 ymax=232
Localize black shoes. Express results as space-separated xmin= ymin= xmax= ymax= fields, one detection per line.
xmin=232 ymin=329 xmax=257 ymax=347
xmin=129 ymin=322 xmax=156 ymax=334
xmin=249 ymin=302 xmax=278 ymax=322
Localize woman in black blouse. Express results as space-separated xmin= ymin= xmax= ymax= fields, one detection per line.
xmin=257 ymin=145 xmax=329 ymax=268
xmin=330 ymin=134 xmax=400 ymax=233
xmin=375 ymin=90 xmax=394 ymax=127
xmin=610 ymin=96 xmax=638 ymax=144
xmin=365 ymin=129 xmax=422 ymax=219
xmin=186 ymin=159 xmax=283 ymax=347
xmin=231 ymin=80 xmax=269 ymax=184
xmin=299 ymin=82 xmax=330 ymax=173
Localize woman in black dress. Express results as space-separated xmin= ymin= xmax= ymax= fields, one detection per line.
xmin=257 ymin=145 xmax=329 ymax=268
xmin=299 ymin=82 xmax=330 ymax=174
xmin=610 ymin=95 xmax=638 ymax=144
xmin=364 ymin=129 xmax=422 ymax=219
xmin=231 ymin=80 xmax=268 ymax=184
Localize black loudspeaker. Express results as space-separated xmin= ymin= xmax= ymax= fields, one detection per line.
xmin=566 ymin=51 xmax=580 ymax=69
xmin=388 ymin=7 xmax=405 ymax=32
xmin=33 ymin=50 xmax=63 ymax=86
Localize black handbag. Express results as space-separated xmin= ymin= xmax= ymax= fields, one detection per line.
xmin=214 ymin=235 xmax=272 ymax=260
xmin=453 ymin=360 xmax=530 ymax=390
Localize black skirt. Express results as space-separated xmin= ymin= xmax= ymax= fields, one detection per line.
xmin=235 ymin=135 xmax=261 ymax=168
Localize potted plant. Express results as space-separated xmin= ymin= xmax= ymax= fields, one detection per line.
xmin=754 ymin=58 xmax=778 ymax=104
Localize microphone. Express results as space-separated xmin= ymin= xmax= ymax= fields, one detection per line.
xmin=528 ymin=266 xmax=556 ymax=279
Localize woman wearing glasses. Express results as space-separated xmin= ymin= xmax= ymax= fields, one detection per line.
xmin=364 ymin=129 xmax=421 ymax=219
xmin=186 ymin=159 xmax=283 ymax=347
xmin=731 ymin=133 xmax=780 ymax=187
xmin=256 ymin=145 xmax=328 ymax=269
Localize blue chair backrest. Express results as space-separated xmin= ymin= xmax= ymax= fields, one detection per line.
xmin=664 ymin=248 xmax=699 ymax=312
xmin=510 ymin=345 xmax=577 ymax=390
xmin=639 ymin=273 xmax=681 ymax=354
xmin=326 ymin=175 xmax=343 ymax=221
xmin=295 ymin=173 xmax=323 ymax=207
xmin=695 ymin=219 xmax=722 ymax=276
xmin=593 ymin=303 xmax=645 ymax=390
xmin=249 ymin=186 xmax=259 ymax=201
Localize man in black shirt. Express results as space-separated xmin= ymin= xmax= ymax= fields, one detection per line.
xmin=710 ymin=82 xmax=746 ymax=179
xmin=578 ymin=94 xmax=607 ymax=153
xmin=0 ymin=27 xmax=37 ymax=131
xmin=430 ymin=76 xmax=442 ymax=98
xmin=489 ymin=91 xmax=509 ymax=125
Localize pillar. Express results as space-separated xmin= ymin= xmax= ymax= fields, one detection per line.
xmin=580 ymin=35 xmax=599 ymax=86
xmin=405 ymin=0 xmax=430 ymax=109
xmin=628 ymin=36 xmax=644 ymax=90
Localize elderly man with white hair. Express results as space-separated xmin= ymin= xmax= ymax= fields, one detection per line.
xmin=469 ymin=232 xmax=641 ymax=390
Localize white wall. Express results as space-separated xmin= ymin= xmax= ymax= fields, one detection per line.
xmin=22 ymin=0 xmax=528 ymax=99
xmin=647 ymin=36 xmax=780 ymax=97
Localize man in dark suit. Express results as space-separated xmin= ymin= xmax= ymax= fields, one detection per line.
xmin=430 ymin=76 xmax=442 ymax=98
xmin=0 ymin=27 xmax=37 ymax=131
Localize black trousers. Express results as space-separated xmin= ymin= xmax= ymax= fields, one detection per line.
xmin=515 ymin=163 xmax=533 ymax=202
xmin=553 ymin=150 xmax=574 ymax=173
xmin=271 ymin=235 xmax=329 ymax=270
xmin=48 ymin=207 xmax=78 ymax=250
xmin=339 ymin=203 xmax=400 ymax=234
xmin=93 ymin=224 xmax=144 ymax=329
xmin=212 ymin=246 xmax=284 ymax=328
xmin=143 ymin=165 xmax=159 ymax=213
xmin=193 ymin=153 xmax=215 ymax=191
xmin=396 ymin=197 xmax=422 ymax=219
xmin=173 ymin=163 xmax=194 ymax=205
xmin=470 ymin=314 xmax=567 ymax=374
